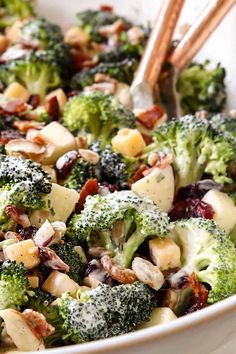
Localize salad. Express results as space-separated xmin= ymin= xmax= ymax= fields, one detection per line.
xmin=0 ymin=0 xmax=235 ymax=352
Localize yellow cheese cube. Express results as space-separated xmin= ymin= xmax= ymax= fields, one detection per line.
xmin=43 ymin=270 xmax=79 ymax=297
xmin=38 ymin=122 xmax=76 ymax=165
xmin=30 ymin=183 xmax=79 ymax=227
xmin=46 ymin=89 xmax=67 ymax=112
xmin=149 ymin=238 xmax=181 ymax=271
xmin=4 ymin=82 xmax=30 ymax=103
xmin=3 ymin=239 xmax=40 ymax=270
xmin=64 ymin=27 xmax=89 ymax=46
xmin=112 ymin=128 xmax=146 ymax=157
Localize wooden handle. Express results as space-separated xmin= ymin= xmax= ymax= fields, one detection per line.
xmin=132 ymin=0 xmax=185 ymax=89
xmin=169 ymin=0 xmax=236 ymax=71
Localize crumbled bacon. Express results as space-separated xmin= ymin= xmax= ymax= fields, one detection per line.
xmin=128 ymin=165 xmax=150 ymax=186
xmin=23 ymin=309 xmax=55 ymax=337
xmin=100 ymin=5 xmax=113 ymax=12
xmin=39 ymin=247 xmax=69 ymax=272
xmin=5 ymin=205 xmax=31 ymax=228
xmin=71 ymin=49 xmax=97 ymax=70
xmin=0 ymin=129 xmax=21 ymax=144
xmin=76 ymin=179 xmax=99 ymax=213
xmin=137 ymin=105 xmax=165 ymax=130
xmin=183 ymin=273 xmax=209 ymax=314
xmin=45 ymin=96 xmax=60 ymax=121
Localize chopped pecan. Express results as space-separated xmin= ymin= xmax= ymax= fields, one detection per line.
xmin=45 ymin=96 xmax=60 ymax=121
xmin=23 ymin=309 xmax=55 ymax=337
xmin=101 ymin=255 xmax=137 ymax=284
xmin=76 ymin=179 xmax=99 ymax=213
xmin=137 ymin=105 xmax=165 ymax=130
xmin=39 ymin=247 xmax=70 ymax=272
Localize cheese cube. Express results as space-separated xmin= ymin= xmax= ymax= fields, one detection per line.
xmin=30 ymin=183 xmax=79 ymax=227
xmin=4 ymin=82 xmax=30 ymax=103
xmin=38 ymin=122 xmax=76 ymax=165
xmin=112 ymin=128 xmax=146 ymax=157
xmin=149 ymin=238 xmax=181 ymax=271
xmin=28 ymin=276 xmax=39 ymax=288
xmin=64 ymin=27 xmax=89 ymax=46
xmin=139 ymin=308 xmax=177 ymax=329
xmin=3 ymin=239 xmax=40 ymax=269
xmin=43 ymin=271 xmax=79 ymax=297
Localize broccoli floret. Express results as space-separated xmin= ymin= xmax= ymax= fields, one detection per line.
xmin=0 ymin=260 xmax=28 ymax=310
xmin=27 ymin=288 xmax=67 ymax=347
xmin=62 ymin=92 xmax=136 ymax=146
xmin=171 ymin=218 xmax=236 ymax=304
xmin=67 ymin=190 xmax=169 ymax=268
xmin=147 ymin=115 xmax=235 ymax=190
xmin=50 ymin=242 xmax=86 ymax=283
xmin=63 ymin=157 xmax=100 ymax=192
xmin=210 ymin=113 xmax=236 ymax=140
xmin=20 ymin=17 xmax=64 ymax=50
xmin=58 ymin=282 xmax=156 ymax=343
xmin=0 ymin=51 xmax=62 ymax=99
xmin=71 ymin=57 xmax=138 ymax=89
xmin=96 ymin=144 xmax=139 ymax=189
xmin=76 ymin=9 xmax=130 ymax=43
xmin=0 ymin=0 xmax=34 ymax=28
xmin=176 ymin=61 xmax=226 ymax=114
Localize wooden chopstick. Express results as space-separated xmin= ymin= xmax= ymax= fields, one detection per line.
xmin=168 ymin=0 xmax=236 ymax=71
xmin=131 ymin=0 xmax=185 ymax=90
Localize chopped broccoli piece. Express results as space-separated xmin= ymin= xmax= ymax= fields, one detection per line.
xmin=147 ymin=115 xmax=235 ymax=189
xmin=76 ymin=9 xmax=130 ymax=43
xmin=50 ymin=242 xmax=86 ymax=283
xmin=62 ymin=92 xmax=136 ymax=146
xmin=67 ymin=190 xmax=169 ymax=268
xmin=58 ymin=282 xmax=156 ymax=343
xmin=176 ymin=61 xmax=226 ymax=114
xmin=0 ymin=51 xmax=63 ymax=99
xmin=71 ymin=57 xmax=138 ymax=89
xmin=171 ymin=218 xmax=236 ymax=303
xmin=0 ymin=0 xmax=34 ymax=28
xmin=0 ymin=260 xmax=28 ymax=310
xmin=210 ymin=113 xmax=236 ymax=140
xmin=63 ymin=157 xmax=100 ymax=192
xmin=27 ymin=288 xmax=67 ymax=347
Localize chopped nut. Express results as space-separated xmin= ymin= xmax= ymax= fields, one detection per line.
xmin=101 ymin=255 xmax=137 ymax=284
xmin=79 ymin=148 xmax=100 ymax=164
xmin=147 ymin=152 xmax=159 ymax=166
xmin=132 ymin=257 xmax=164 ymax=290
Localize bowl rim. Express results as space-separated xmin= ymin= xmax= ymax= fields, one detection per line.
xmin=29 ymin=293 xmax=236 ymax=354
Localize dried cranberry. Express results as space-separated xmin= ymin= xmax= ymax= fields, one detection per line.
xmin=16 ymin=225 xmax=38 ymax=239
xmin=56 ymin=150 xmax=79 ymax=179
xmin=0 ymin=130 xmax=21 ymax=144
xmin=101 ymin=182 xmax=118 ymax=193
xmin=137 ymin=105 xmax=164 ymax=130
xmin=45 ymin=96 xmax=60 ymax=121
xmin=177 ymin=180 xmax=222 ymax=200
xmin=28 ymin=94 xmax=41 ymax=109
xmin=67 ymin=91 xmax=80 ymax=98
xmin=76 ymin=179 xmax=98 ymax=213
xmin=169 ymin=198 xmax=214 ymax=221
xmin=100 ymin=5 xmax=113 ymax=12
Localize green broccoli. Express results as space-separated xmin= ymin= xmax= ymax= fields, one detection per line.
xmin=176 ymin=61 xmax=226 ymax=114
xmin=0 ymin=51 xmax=63 ymax=99
xmin=76 ymin=9 xmax=130 ymax=43
xmin=93 ymin=144 xmax=139 ymax=189
xmin=0 ymin=260 xmax=28 ymax=310
xmin=0 ymin=155 xmax=51 ymax=229
xmin=210 ymin=114 xmax=236 ymax=140
xmin=62 ymin=92 xmax=136 ymax=146
xmin=50 ymin=242 xmax=86 ymax=283
xmin=171 ymin=218 xmax=236 ymax=303
xmin=63 ymin=157 xmax=100 ymax=192
xmin=71 ymin=58 xmax=138 ymax=89
xmin=146 ymin=115 xmax=236 ymax=190
xmin=67 ymin=190 xmax=169 ymax=268
xmin=0 ymin=0 xmax=34 ymax=28
xmin=58 ymin=282 xmax=156 ymax=343
xmin=27 ymin=288 xmax=67 ymax=347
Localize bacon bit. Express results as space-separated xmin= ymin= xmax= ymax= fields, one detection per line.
xmin=100 ymin=5 xmax=113 ymax=12
xmin=128 ymin=165 xmax=149 ymax=186
xmin=101 ymin=255 xmax=137 ymax=284
xmin=137 ymin=105 xmax=165 ymax=130
xmin=142 ymin=134 xmax=153 ymax=145
xmin=39 ymin=247 xmax=69 ymax=272
xmin=23 ymin=309 xmax=55 ymax=337
xmin=183 ymin=273 xmax=209 ymax=314
xmin=5 ymin=205 xmax=31 ymax=228
xmin=76 ymin=179 xmax=99 ymax=214
xmin=0 ymin=129 xmax=21 ymax=144
xmin=98 ymin=20 xmax=128 ymax=37
xmin=14 ymin=120 xmax=45 ymax=133
xmin=45 ymin=96 xmax=60 ymax=122
xmin=1 ymin=98 xmax=28 ymax=114
xmin=28 ymin=94 xmax=41 ymax=109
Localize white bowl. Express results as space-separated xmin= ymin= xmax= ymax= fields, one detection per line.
xmin=29 ymin=1 xmax=236 ymax=353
